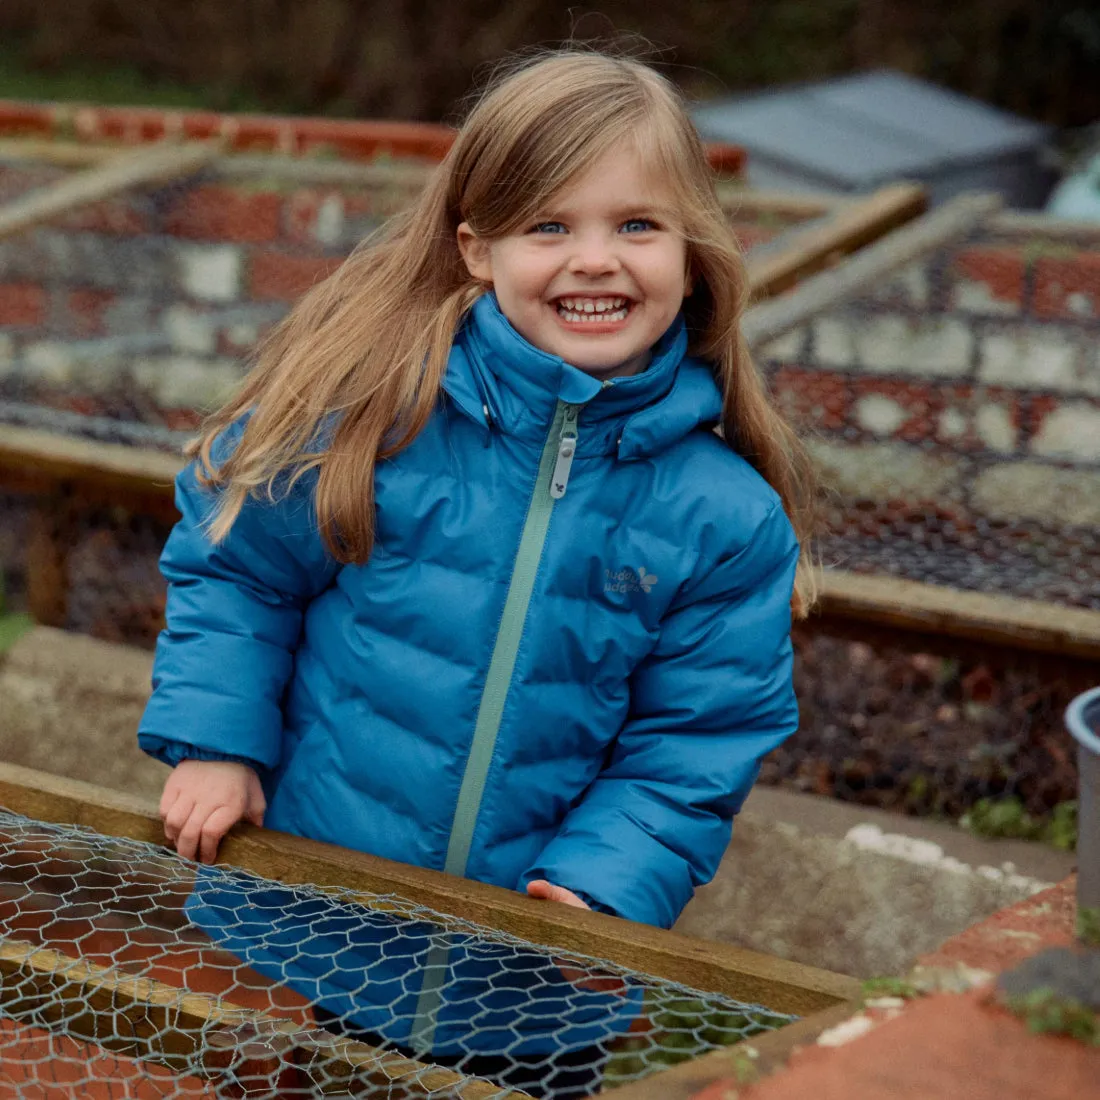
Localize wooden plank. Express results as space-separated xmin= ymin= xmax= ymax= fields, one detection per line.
xmin=0 ymin=934 xmax=511 ymax=1098
xmin=606 ymin=999 xmax=861 ymax=1100
xmin=0 ymin=424 xmax=183 ymax=493
xmin=0 ymin=762 xmax=859 ymax=1017
xmin=0 ymin=142 xmax=219 ymax=240
xmin=742 ymin=191 xmax=1002 ymax=347
xmin=818 ymin=570 xmax=1100 ymax=663
xmin=745 ymin=183 xmax=928 ymax=299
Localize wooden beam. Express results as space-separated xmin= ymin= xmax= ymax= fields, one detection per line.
xmin=0 ymin=424 xmax=183 ymax=493
xmin=0 ymin=934 xmax=510 ymax=1098
xmin=742 ymin=191 xmax=1002 ymax=347
xmin=745 ymin=183 xmax=928 ymax=299
xmin=818 ymin=570 xmax=1100 ymax=664
xmin=0 ymin=142 xmax=219 ymax=240
xmin=2 ymin=426 xmax=1096 ymax=668
xmin=0 ymin=763 xmax=859 ymax=1017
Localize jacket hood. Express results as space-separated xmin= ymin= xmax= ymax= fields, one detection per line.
xmin=443 ymin=293 xmax=724 ymax=458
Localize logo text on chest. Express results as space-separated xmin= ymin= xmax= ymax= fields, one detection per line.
xmin=604 ymin=566 xmax=658 ymax=595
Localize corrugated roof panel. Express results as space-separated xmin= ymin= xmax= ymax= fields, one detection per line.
xmin=816 ymin=71 xmax=1047 ymax=158
xmin=691 ymin=94 xmax=936 ymax=188
xmin=692 ymin=70 xmax=1051 ymax=190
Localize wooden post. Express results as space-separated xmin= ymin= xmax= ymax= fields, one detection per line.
xmin=0 ymin=142 xmax=220 ymax=240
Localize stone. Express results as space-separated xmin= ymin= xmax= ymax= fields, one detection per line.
xmin=177 ymin=244 xmax=243 ymax=303
xmin=972 ymin=462 xmax=1100 ymax=526
xmin=855 ymin=394 xmax=908 ymax=437
xmin=1030 ymin=402 xmax=1100 ymax=463
xmin=130 ymin=355 xmax=242 ymax=410
xmin=760 ymin=326 xmax=807 ymax=363
xmin=974 ymin=403 xmax=1017 ymax=454
xmin=807 ymin=439 xmax=964 ymax=502
xmin=164 ymin=305 xmax=218 ymax=354
xmin=979 ymin=328 xmax=1096 ymax=396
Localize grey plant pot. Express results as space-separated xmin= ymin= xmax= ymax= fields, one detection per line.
xmin=1066 ymin=686 xmax=1100 ymax=913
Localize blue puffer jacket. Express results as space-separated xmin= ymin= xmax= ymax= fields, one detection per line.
xmin=139 ymin=293 xmax=799 ymax=1054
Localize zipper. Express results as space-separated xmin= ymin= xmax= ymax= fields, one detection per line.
xmin=549 ymin=403 xmax=579 ymax=499
xmin=411 ymin=399 xmax=581 ymax=1053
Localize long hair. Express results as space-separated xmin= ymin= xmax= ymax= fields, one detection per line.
xmin=192 ymin=49 xmax=818 ymax=614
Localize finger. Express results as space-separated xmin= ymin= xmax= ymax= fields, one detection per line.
xmin=245 ymin=796 xmax=266 ymax=828
xmin=199 ymin=805 xmax=240 ymax=865
xmin=163 ymin=795 xmax=195 ymax=845
xmin=528 ymin=881 xmax=589 ymax=908
xmin=175 ymin=806 xmax=210 ymax=863
xmin=158 ymin=780 xmax=178 ymax=821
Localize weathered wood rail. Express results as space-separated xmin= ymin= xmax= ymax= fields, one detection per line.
xmin=3 ymin=419 xmax=1100 ymax=666
xmin=0 ymin=762 xmax=856 ymax=1016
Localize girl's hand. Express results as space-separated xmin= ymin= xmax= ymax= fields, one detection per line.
xmin=526 ymin=879 xmax=590 ymax=909
xmin=159 ymin=760 xmax=266 ymax=865
xmin=527 ymin=879 xmax=630 ymax=996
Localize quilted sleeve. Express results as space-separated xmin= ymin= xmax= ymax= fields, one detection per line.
xmin=138 ymin=422 xmax=339 ymax=771
xmin=521 ymin=501 xmax=799 ymax=927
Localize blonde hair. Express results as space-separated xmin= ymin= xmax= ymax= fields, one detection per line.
xmin=193 ymin=49 xmax=818 ymax=614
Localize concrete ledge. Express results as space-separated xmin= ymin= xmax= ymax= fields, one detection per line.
xmin=1 ymin=626 xmax=1077 ymax=980
xmin=675 ymin=787 xmax=1075 ymax=978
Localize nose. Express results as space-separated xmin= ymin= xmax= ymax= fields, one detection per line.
xmin=566 ymin=231 xmax=621 ymax=277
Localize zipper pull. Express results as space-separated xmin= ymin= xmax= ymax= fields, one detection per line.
xmin=550 ymin=404 xmax=580 ymax=499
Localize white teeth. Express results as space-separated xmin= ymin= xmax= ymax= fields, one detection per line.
xmin=556 ymin=296 xmax=628 ymax=317
xmin=557 ymin=306 xmax=629 ymax=323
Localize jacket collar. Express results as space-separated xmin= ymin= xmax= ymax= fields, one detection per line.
xmin=443 ymin=292 xmax=723 ymax=457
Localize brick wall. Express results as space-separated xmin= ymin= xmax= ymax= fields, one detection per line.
xmin=0 ymin=164 xmax=795 ymax=439
xmin=759 ymin=214 xmax=1100 ymax=606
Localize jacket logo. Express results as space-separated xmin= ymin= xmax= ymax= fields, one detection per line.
xmin=604 ymin=565 xmax=658 ymax=595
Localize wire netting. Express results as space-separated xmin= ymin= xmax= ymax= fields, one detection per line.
xmin=0 ymin=809 xmax=796 ymax=1099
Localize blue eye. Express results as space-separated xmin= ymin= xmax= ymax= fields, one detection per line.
xmin=621 ymin=218 xmax=655 ymax=233
xmin=530 ymin=221 xmax=567 ymax=234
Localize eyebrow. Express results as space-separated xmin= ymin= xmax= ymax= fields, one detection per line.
xmin=534 ymin=203 xmax=676 ymax=221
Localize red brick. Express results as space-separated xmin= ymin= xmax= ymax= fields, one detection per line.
xmin=64 ymin=289 xmax=116 ymax=337
xmin=56 ymin=199 xmax=149 ymax=235
xmin=1034 ymin=253 xmax=1100 ymax=320
xmin=250 ymin=251 xmax=342 ymax=301
xmin=0 ymin=283 xmax=47 ymax=327
xmin=164 ymin=185 xmax=282 ymax=243
xmin=772 ymin=367 xmax=849 ymax=430
xmin=851 ymin=377 xmax=942 ymax=442
xmin=731 ymin=223 xmax=777 ymax=250
xmin=284 ymin=189 xmax=345 ymax=244
xmin=951 ymin=246 xmax=1025 ymax=310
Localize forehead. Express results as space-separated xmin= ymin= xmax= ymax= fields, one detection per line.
xmin=540 ymin=141 xmax=678 ymax=213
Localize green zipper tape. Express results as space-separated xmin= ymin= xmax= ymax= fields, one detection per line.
xmin=410 ymin=400 xmax=571 ymax=1053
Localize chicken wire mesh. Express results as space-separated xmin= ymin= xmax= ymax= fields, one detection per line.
xmin=0 ymin=808 xmax=797 ymax=1099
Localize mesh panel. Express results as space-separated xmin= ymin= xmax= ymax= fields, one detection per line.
xmin=0 ymin=809 xmax=796 ymax=1099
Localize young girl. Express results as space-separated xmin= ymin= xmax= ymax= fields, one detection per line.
xmin=139 ymin=49 xmax=815 ymax=1097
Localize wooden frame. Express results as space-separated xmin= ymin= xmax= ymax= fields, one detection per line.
xmin=0 ymin=762 xmax=856 ymax=1017
xmin=0 ymin=762 xmax=857 ymax=1097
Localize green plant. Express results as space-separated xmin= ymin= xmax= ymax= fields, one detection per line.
xmin=0 ymin=571 xmax=33 ymax=656
xmin=1078 ymin=908 xmax=1100 ymax=949
xmin=1003 ymin=988 xmax=1100 ymax=1045
xmin=960 ymin=797 xmax=1078 ymax=852
xmin=861 ymin=977 xmax=921 ymax=1001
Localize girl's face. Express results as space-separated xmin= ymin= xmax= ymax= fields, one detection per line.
xmin=458 ymin=142 xmax=691 ymax=380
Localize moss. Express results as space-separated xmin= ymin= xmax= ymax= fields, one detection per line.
xmin=1003 ymin=988 xmax=1100 ymax=1045
xmin=960 ymin=797 xmax=1077 ymax=852
xmin=860 ymin=976 xmax=922 ymax=1001
xmin=1078 ymin=908 xmax=1100 ymax=949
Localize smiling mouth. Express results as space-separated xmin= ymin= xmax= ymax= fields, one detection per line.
xmin=554 ymin=296 xmax=632 ymax=323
